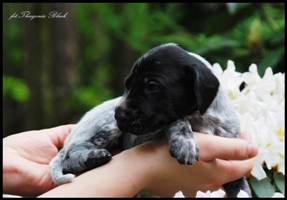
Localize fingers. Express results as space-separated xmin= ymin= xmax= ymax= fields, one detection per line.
xmin=216 ymin=159 xmax=254 ymax=184
xmin=194 ymin=132 xmax=258 ymax=162
xmin=45 ymin=124 xmax=75 ymax=147
xmin=240 ymin=132 xmax=251 ymax=142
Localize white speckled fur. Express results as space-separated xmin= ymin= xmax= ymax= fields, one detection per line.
xmin=49 ymin=97 xmax=121 ymax=185
xmin=49 ymin=44 xmax=250 ymax=197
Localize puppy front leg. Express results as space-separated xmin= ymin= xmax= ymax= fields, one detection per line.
xmin=62 ymin=143 xmax=112 ymax=173
xmin=166 ymin=118 xmax=199 ymax=165
xmin=50 ymin=143 xmax=113 ymax=185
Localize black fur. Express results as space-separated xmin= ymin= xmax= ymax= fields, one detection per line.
xmin=49 ymin=43 xmax=250 ymax=197
xmin=115 ymin=43 xmax=250 ymax=197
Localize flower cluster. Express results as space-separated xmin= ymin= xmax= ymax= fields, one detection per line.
xmin=174 ymin=61 xmax=285 ymax=198
xmin=174 ymin=189 xmax=284 ymax=198
xmin=194 ymin=189 xmax=283 ymax=198
xmin=212 ymin=60 xmax=285 ymax=180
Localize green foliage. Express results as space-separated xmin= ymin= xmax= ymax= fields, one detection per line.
xmin=3 ymin=6 xmax=25 ymax=66
xmin=71 ymin=85 xmax=113 ymax=110
xmin=75 ymin=3 xmax=284 ymax=83
xmin=3 ymin=75 xmax=30 ymax=102
xmin=274 ymin=172 xmax=285 ymax=194
xmin=199 ymin=3 xmax=284 ymax=75
xmin=249 ymin=176 xmax=275 ymax=198
xmin=248 ymin=164 xmax=285 ymax=198
xmin=4 ymin=2 xmax=284 ymax=107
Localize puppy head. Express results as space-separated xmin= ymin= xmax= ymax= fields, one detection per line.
xmin=115 ymin=43 xmax=219 ymax=135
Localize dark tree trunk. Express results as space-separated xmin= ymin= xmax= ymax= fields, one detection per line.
xmin=21 ymin=3 xmax=45 ymax=131
xmin=3 ymin=3 xmax=25 ymax=136
xmin=48 ymin=3 xmax=79 ymax=126
xmin=108 ymin=4 xmax=141 ymax=97
xmin=110 ymin=39 xmax=140 ymax=96
xmin=18 ymin=3 xmax=79 ymax=131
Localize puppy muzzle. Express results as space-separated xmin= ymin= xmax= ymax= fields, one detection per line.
xmin=114 ymin=105 xmax=150 ymax=135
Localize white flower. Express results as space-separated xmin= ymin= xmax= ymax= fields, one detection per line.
xmin=242 ymin=66 xmax=275 ymax=101
xmin=195 ymin=189 xmax=251 ymax=198
xmin=193 ymin=189 xmax=284 ymax=198
xmin=174 ymin=191 xmax=185 ymax=198
xmin=3 ymin=194 xmax=22 ymax=198
xmin=251 ymin=149 xmax=268 ymax=180
xmin=241 ymin=64 xmax=261 ymax=85
xmin=215 ymin=61 xmax=285 ymax=179
xmin=196 ymin=189 xmax=226 ymax=197
xmin=176 ymin=61 xmax=284 ymax=198
xmin=272 ymin=192 xmax=285 ymax=198
xmin=237 ymin=190 xmax=250 ymax=197
xmin=272 ymin=72 xmax=285 ymax=103
xmin=212 ymin=61 xmax=243 ymax=99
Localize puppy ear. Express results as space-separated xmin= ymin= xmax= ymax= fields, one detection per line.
xmin=188 ymin=63 xmax=219 ymax=115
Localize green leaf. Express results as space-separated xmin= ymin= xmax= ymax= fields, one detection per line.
xmin=3 ymin=75 xmax=30 ymax=102
xmin=248 ymin=17 xmax=262 ymax=48
xmin=274 ymin=172 xmax=285 ymax=194
xmin=226 ymin=3 xmax=250 ymax=15
xmin=249 ymin=176 xmax=275 ymax=197
xmin=205 ymin=4 xmax=256 ymax=36
xmin=257 ymin=46 xmax=284 ymax=76
xmin=195 ymin=39 xmax=241 ymax=55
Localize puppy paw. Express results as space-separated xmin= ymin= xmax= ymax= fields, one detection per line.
xmin=167 ymin=118 xmax=199 ymax=165
xmin=169 ymin=137 xmax=199 ymax=165
xmin=85 ymin=149 xmax=112 ymax=170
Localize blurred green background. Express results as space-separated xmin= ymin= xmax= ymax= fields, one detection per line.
xmin=3 ymin=3 xmax=285 ymax=137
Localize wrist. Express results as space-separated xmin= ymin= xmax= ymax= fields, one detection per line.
xmin=131 ymin=140 xmax=180 ymax=197
xmin=116 ymin=144 xmax=156 ymax=194
xmin=40 ymin=145 xmax=153 ymax=197
xmin=3 ymin=146 xmax=16 ymax=194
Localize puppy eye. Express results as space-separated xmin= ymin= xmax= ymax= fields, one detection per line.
xmin=147 ymin=82 xmax=160 ymax=91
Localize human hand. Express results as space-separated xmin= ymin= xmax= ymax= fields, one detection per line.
xmin=39 ymin=131 xmax=257 ymax=198
xmin=142 ymin=132 xmax=258 ymax=197
xmin=3 ymin=125 xmax=75 ymax=196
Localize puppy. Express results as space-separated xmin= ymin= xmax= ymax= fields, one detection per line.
xmin=49 ymin=43 xmax=250 ymax=197
xmin=49 ymin=97 xmax=184 ymax=184
xmin=114 ymin=43 xmax=251 ymax=197
xmin=49 ymin=97 xmax=121 ymax=184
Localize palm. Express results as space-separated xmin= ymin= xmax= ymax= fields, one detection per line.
xmin=3 ymin=125 xmax=74 ymax=197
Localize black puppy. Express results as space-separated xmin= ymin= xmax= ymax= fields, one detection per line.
xmin=49 ymin=43 xmax=250 ymax=197
xmin=114 ymin=43 xmax=250 ymax=197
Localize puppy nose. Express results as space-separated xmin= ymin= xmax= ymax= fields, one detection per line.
xmin=115 ymin=107 xmax=129 ymax=123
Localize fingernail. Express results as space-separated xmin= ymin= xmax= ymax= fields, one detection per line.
xmin=248 ymin=143 xmax=258 ymax=158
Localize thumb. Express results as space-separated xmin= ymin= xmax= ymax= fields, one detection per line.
xmin=45 ymin=124 xmax=75 ymax=148
xmin=195 ymin=132 xmax=258 ymax=162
